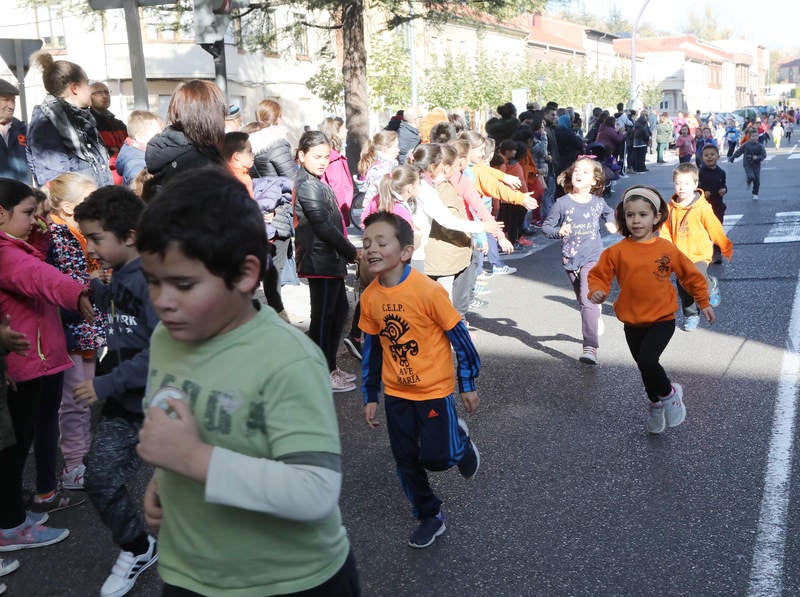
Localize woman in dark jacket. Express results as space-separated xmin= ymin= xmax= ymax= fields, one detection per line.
xmin=631 ymin=114 xmax=652 ymax=173
xmin=485 ymin=102 xmax=520 ymax=144
xmin=26 ymin=52 xmax=112 ymax=187
xmin=144 ymin=80 xmax=225 ymax=196
xmin=247 ymin=99 xmax=296 ymax=179
xmin=293 ymin=131 xmax=358 ymax=393
xmin=595 ymin=116 xmax=626 ymax=157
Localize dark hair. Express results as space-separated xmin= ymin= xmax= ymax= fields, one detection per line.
xmin=167 ymin=80 xmax=227 ymax=150
xmin=545 ymin=101 xmax=558 ymax=111
xmin=497 ymin=139 xmax=517 ymax=154
xmin=531 ymin=111 xmax=545 ymax=132
xmin=614 ymin=185 xmax=668 ymax=237
xmin=448 ymin=113 xmax=466 ymax=133
xmin=513 ymin=125 xmax=533 ymax=144
xmin=701 ymin=144 xmax=719 ymax=155
xmin=137 ymin=167 xmax=267 ymax=288
xmin=74 ymin=185 xmax=145 ymax=240
xmin=497 ymin=102 xmax=517 ymax=119
xmin=32 ymin=51 xmax=88 ymax=97
xmin=222 ymin=131 xmax=250 ymax=160
xmin=363 ymin=211 xmax=414 ymax=249
xmin=429 ymin=121 xmax=456 ymax=144
xmin=297 ymin=130 xmax=330 ymax=155
xmin=410 ymin=143 xmax=443 ymax=173
xmin=0 ymin=178 xmax=34 ymax=211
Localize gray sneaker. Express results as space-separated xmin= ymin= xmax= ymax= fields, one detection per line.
xmin=647 ymin=402 xmax=665 ymax=434
xmin=663 ymin=383 xmax=686 ymax=427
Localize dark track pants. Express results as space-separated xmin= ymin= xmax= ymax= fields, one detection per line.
xmin=624 ymin=320 xmax=675 ymax=402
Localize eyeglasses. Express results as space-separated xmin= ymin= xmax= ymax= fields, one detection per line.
xmin=91 ymin=90 xmax=110 ymax=96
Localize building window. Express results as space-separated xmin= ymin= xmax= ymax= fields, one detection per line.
xmin=293 ymin=13 xmax=309 ymax=58
xmin=35 ymin=5 xmax=66 ymax=51
xmin=237 ymin=9 xmax=278 ymax=55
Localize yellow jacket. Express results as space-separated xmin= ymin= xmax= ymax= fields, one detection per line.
xmin=660 ymin=191 xmax=733 ymax=264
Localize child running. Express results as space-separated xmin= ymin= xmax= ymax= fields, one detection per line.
xmin=73 ymin=187 xmax=160 ymax=597
xmin=662 ymin=163 xmax=733 ymax=331
xmin=135 ymin=168 xmax=359 ymax=597
xmin=588 ymin=186 xmax=714 ymax=434
xmin=360 ymin=211 xmax=480 ymax=549
xmin=731 ymin=127 xmax=767 ymax=200
xmin=542 ymin=157 xmax=616 ymax=364
xmin=697 ymin=145 xmax=728 ymax=263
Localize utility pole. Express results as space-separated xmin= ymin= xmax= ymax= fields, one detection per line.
xmin=629 ymin=0 xmax=651 ymax=110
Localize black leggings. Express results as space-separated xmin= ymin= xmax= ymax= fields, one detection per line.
xmin=308 ymin=277 xmax=349 ymax=372
xmin=624 ymin=320 xmax=675 ymax=402
xmin=162 ymin=548 xmax=361 ymax=596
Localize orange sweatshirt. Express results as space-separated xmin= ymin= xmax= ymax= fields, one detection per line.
xmin=588 ymin=237 xmax=710 ymax=326
xmin=660 ymin=191 xmax=733 ymax=264
xmin=471 ymin=163 xmax=528 ymax=206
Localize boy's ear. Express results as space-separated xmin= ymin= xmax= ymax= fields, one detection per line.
xmin=400 ymin=244 xmax=414 ymax=262
xmin=123 ymin=229 xmax=137 ymax=247
xmin=234 ymin=255 xmax=262 ymax=294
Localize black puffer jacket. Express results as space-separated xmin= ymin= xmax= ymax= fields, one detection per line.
xmin=249 ymin=124 xmax=296 ymax=179
xmin=293 ymin=167 xmax=357 ymax=277
xmin=145 ymin=126 xmax=222 ymax=190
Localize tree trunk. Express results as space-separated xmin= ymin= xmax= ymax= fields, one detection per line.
xmin=341 ymin=0 xmax=368 ymax=175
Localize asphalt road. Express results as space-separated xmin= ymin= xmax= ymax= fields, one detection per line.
xmin=8 ymin=143 xmax=800 ymax=597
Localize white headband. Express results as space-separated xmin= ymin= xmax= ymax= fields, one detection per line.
xmin=622 ymin=187 xmax=662 ymax=213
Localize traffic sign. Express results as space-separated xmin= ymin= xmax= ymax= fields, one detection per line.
xmin=0 ymin=38 xmax=43 ymax=74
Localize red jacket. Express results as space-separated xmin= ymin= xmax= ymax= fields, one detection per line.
xmin=0 ymin=230 xmax=84 ymax=383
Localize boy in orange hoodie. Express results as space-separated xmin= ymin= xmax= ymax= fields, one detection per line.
xmin=661 ymin=163 xmax=733 ymax=331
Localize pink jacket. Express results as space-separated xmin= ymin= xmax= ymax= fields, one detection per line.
xmin=321 ymin=149 xmax=354 ymax=212
xmin=0 ymin=230 xmax=84 ymax=383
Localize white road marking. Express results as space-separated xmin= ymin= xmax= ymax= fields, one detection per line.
xmin=788 ymin=153 xmax=800 ymax=160
xmin=765 ymin=212 xmax=800 ymax=244
xmin=747 ymin=271 xmax=800 ymax=596
xmin=723 ymin=214 xmax=743 ymax=234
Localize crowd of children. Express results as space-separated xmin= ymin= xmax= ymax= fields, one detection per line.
xmin=0 ymin=85 xmax=769 ymax=596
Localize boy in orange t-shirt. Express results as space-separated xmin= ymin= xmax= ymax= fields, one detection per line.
xmin=359 ymin=211 xmax=481 ymax=549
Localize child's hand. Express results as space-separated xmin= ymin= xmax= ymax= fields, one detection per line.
xmin=138 ymin=398 xmax=212 ymax=482
xmin=605 ymin=222 xmax=618 ymax=234
xmin=558 ymin=222 xmax=572 ymax=237
xmin=364 ymin=402 xmax=380 ymax=428
xmin=589 ymin=290 xmax=607 ymax=304
xmin=498 ymin=237 xmax=514 ymax=254
xmin=702 ymin=305 xmax=715 ymax=325
xmin=78 ymin=292 xmax=95 ymax=324
xmin=263 ymin=212 xmax=275 ymax=224
xmin=143 ymin=473 xmax=163 ymax=533
xmin=523 ymin=194 xmax=538 ymax=211
xmin=502 ymin=174 xmax=521 ymax=189
xmin=461 ymin=391 xmax=479 ymax=415
xmin=0 ymin=315 xmax=30 ymax=356
xmin=482 ymin=220 xmax=504 ymax=235
xmin=73 ymin=380 xmax=98 ymax=408
xmin=719 ymin=187 xmax=727 ymax=197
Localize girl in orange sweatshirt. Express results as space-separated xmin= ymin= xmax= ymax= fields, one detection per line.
xmin=588 ymin=186 xmax=714 ymax=435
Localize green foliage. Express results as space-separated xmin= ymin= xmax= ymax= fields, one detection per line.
xmin=640 ymin=81 xmax=663 ymax=109
xmin=306 ymin=63 xmax=345 ymax=112
xmin=367 ymin=35 xmax=411 ymax=111
xmin=685 ymin=6 xmax=732 ymax=40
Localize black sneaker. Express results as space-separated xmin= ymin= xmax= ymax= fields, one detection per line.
xmin=408 ymin=513 xmax=445 ymax=548
xmin=343 ymin=335 xmax=362 ymax=360
xmin=456 ymin=418 xmax=480 ymax=480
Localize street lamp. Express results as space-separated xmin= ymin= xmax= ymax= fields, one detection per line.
xmin=536 ymin=75 xmax=545 ymax=104
xmin=629 ymin=0 xmax=652 ymax=110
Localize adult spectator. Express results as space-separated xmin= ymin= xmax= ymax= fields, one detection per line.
xmin=631 ymin=113 xmax=651 ymax=172
xmin=485 ymin=102 xmax=519 ymax=144
xmin=595 ymin=116 xmax=625 ymax=156
xmin=518 ymin=101 xmax=539 ymax=124
xmin=396 ymin=106 xmax=421 ymax=164
xmin=555 ymin=113 xmax=584 ymax=175
xmin=541 ymin=101 xmax=560 ymax=216
xmin=0 ymin=80 xmax=31 ymax=184
xmin=145 ymin=79 xmax=225 ymax=194
xmin=27 ymin=52 xmax=112 ymax=187
xmin=384 ymin=109 xmax=403 ymax=132
xmin=655 ymin=112 xmax=672 ymax=164
xmin=246 ymin=99 xmax=295 ymax=179
xmin=89 ymin=82 xmax=127 ymax=157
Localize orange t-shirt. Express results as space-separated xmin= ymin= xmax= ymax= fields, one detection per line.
xmin=588 ymin=237 xmax=710 ymax=326
xmin=359 ymin=268 xmax=462 ymax=400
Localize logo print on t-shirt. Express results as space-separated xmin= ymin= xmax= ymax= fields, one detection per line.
xmin=654 ymin=255 xmax=671 ymax=281
xmin=381 ymin=314 xmax=420 ymax=367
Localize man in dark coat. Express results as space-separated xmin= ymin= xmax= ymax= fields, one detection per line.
xmin=397 ymin=106 xmax=421 ymax=164
xmin=0 ymin=80 xmax=32 ymax=184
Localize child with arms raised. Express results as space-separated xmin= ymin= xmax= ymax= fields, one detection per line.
xmin=588 ymin=186 xmax=714 ymax=434
xmin=542 ymin=157 xmax=615 ymax=364
xmin=360 ymin=211 xmax=480 ymax=549
xmin=136 ymin=168 xmax=359 ymax=596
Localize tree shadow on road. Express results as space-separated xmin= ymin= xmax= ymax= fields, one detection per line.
xmin=467 ymin=313 xmax=582 ymax=362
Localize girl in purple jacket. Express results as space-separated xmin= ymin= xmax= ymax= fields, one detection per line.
xmin=0 ymin=178 xmax=94 ymax=553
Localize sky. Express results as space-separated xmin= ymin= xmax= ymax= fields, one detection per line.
xmin=550 ymin=0 xmax=794 ymax=50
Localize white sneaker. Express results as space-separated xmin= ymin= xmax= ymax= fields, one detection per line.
xmin=752 ymin=194 xmax=759 ymax=200
xmin=329 ymin=370 xmax=356 ymax=393
xmin=335 ymin=367 xmax=357 ymax=382
xmin=0 ymin=558 xmax=19 ymax=577
xmin=100 ymin=535 xmax=157 ymax=597
xmin=579 ymin=346 xmax=597 ymax=365
xmin=662 ymin=383 xmax=686 ymax=428
xmin=61 ymin=463 xmax=86 ymax=490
